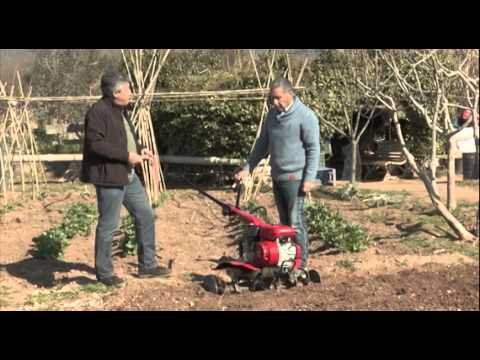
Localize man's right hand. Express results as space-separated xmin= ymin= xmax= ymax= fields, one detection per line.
xmin=128 ymin=152 xmax=148 ymax=166
xmin=234 ymin=169 xmax=250 ymax=183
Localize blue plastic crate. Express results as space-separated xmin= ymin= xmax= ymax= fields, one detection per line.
xmin=316 ymin=167 xmax=336 ymax=186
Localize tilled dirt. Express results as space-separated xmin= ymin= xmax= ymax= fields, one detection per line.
xmin=0 ymin=181 xmax=478 ymax=311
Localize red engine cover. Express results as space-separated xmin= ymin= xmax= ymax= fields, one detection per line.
xmin=254 ymin=240 xmax=279 ymax=267
xmin=259 ymin=224 xmax=296 ymax=241
xmin=254 ymin=241 xmax=303 ymax=269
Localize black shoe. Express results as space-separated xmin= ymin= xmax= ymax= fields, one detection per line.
xmin=98 ymin=275 xmax=125 ymax=287
xmin=138 ymin=266 xmax=171 ymax=279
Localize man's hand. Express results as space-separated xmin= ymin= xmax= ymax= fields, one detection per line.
xmin=141 ymin=148 xmax=154 ymax=164
xmin=234 ymin=169 xmax=250 ymax=183
xmin=128 ymin=152 xmax=148 ymax=166
xmin=302 ymin=181 xmax=316 ymax=193
xmin=141 ymin=148 xmax=154 ymax=160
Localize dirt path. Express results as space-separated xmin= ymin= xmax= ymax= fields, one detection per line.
xmin=348 ymin=177 xmax=479 ymax=203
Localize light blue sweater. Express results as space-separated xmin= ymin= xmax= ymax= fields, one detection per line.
xmin=244 ymin=97 xmax=320 ymax=182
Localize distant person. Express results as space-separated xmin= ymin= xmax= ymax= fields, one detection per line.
xmin=235 ymin=77 xmax=320 ymax=270
xmin=81 ymin=71 xmax=170 ymax=286
xmin=455 ymin=109 xmax=474 ymax=128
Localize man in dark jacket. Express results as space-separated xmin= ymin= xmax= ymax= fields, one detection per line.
xmin=81 ymin=71 xmax=170 ymax=286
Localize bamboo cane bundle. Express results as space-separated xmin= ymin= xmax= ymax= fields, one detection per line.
xmin=242 ymin=50 xmax=277 ymax=203
xmin=122 ymin=49 xmax=171 ymax=205
xmin=0 ymin=74 xmax=46 ymax=204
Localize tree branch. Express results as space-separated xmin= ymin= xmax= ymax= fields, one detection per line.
xmin=318 ymin=114 xmax=349 ymax=138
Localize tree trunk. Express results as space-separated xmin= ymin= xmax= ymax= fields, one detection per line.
xmin=431 ymin=118 xmax=438 ymax=195
xmin=421 ymin=170 xmax=474 ymax=240
xmin=391 ymin=112 xmax=476 ymax=241
xmin=447 ymin=137 xmax=457 ymax=210
xmin=351 ymin=139 xmax=357 ymax=185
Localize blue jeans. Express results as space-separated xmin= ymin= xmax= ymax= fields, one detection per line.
xmin=272 ymin=180 xmax=308 ymax=268
xmin=95 ymin=173 xmax=157 ymax=280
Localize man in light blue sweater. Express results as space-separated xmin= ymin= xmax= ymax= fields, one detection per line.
xmin=235 ymin=78 xmax=320 ymax=268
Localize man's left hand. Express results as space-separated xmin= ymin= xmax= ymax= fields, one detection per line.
xmin=302 ymin=181 xmax=315 ymax=193
xmin=141 ymin=148 xmax=154 ymax=161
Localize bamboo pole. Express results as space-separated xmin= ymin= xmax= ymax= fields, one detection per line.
xmin=24 ymin=101 xmax=43 ymax=198
xmin=0 ymin=83 xmax=8 ymax=201
xmin=7 ymin=105 xmax=26 ymax=195
xmin=3 ymin=106 xmax=14 ymax=192
xmin=1 ymin=138 xmax=14 ymax=193
xmin=10 ymin=154 xmax=244 ymax=166
xmin=0 ymin=144 xmax=7 ymax=204
xmin=0 ymin=87 xmax=305 ymax=104
xmin=16 ymin=79 xmax=41 ymax=198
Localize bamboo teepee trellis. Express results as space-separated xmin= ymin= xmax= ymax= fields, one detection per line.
xmin=0 ymin=73 xmax=46 ymax=204
xmin=0 ymin=50 xmax=309 ymax=206
xmin=122 ymin=49 xmax=171 ymax=205
xmin=243 ymin=50 xmax=309 ymax=202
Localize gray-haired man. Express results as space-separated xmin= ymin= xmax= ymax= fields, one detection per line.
xmin=235 ymin=78 xmax=320 ymax=269
xmin=81 ymin=71 xmax=170 ymax=286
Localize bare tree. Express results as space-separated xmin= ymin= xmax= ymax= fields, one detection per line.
xmin=306 ymin=49 xmax=379 ymax=184
xmin=358 ymin=49 xmax=478 ymax=241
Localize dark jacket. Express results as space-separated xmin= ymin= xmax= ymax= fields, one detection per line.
xmin=81 ymin=97 xmax=143 ymax=186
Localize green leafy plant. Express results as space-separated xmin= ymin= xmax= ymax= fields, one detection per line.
xmin=0 ymin=202 xmax=20 ymax=220
xmin=305 ymin=201 xmax=369 ymax=253
xmin=32 ymin=202 xmax=97 ymax=260
xmin=118 ymin=195 xmax=170 ymax=256
xmin=32 ymin=227 xmax=69 ymax=260
xmin=118 ymin=215 xmax=137 ymax=256
xmin=61 ymin=202 xmax=97 ymax=238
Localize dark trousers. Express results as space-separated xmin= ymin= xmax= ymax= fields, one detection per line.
xmin=272 ymin=180 xmax=308 ymax=268
xmin=94 ymin=173 xmax=157 ymax=279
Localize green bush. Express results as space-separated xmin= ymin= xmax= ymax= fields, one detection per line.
xmin=305 ymin=201 xmax=369 ymax=253
xmin=32 ymin=227 xmax=69 ymax=260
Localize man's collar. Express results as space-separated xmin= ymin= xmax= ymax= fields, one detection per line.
xmin=284 ymin=101 xmax=294 ymax=113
